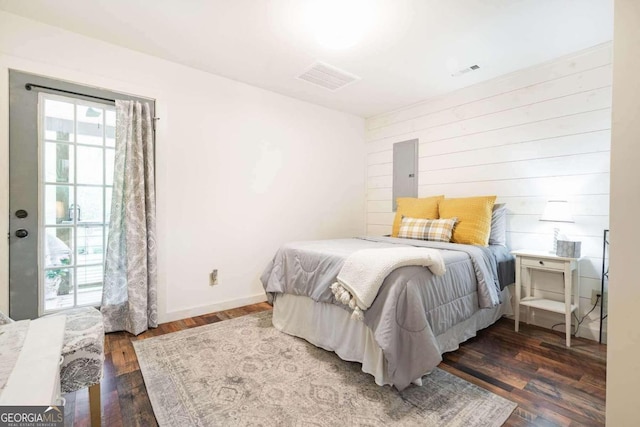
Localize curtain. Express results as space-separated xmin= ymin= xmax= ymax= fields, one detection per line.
xmin=101 ymin=100 xmax=157 ymax=335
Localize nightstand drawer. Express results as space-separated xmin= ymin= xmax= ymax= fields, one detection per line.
xmin=521 ymin=257 xmax=565 ymax=271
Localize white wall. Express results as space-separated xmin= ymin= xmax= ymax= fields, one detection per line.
xmin=365 ymin=44 xmax=612 ymax=340
xmin=0 ymin=11 xmax=366 ymax=322
xmin=607 ymin=0 xmax=640 ymax=424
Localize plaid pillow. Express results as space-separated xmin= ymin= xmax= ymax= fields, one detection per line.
xmin=398 ymin=216 xmax=457 ymax=242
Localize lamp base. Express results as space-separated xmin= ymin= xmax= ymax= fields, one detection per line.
xmin=550 ymin=227 xmax=559 ymax=255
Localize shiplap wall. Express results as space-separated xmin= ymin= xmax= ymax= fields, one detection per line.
xmin=365 ymin=43 xmax=611 ymax=340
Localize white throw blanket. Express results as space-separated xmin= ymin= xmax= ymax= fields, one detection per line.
xmin=331 ymin=247 xmax=446 ymax=320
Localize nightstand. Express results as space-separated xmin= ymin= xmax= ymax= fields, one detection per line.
xmin=512 ymin=249 xmax=581 ymax=347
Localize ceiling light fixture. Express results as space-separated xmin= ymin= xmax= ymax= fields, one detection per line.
xmin=305 ymin=0 xmax=374 ymax=49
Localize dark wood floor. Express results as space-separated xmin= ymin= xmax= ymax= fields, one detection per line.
xmin=64 ymin=303 xmax=606 ymax=427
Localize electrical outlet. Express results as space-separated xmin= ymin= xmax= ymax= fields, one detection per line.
xmin=591 ymin=289 xmax=601 ymax=306
xmin=210 ymin=269 xmax=218 ymax=286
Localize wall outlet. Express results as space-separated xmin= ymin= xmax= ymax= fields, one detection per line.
xmin=210 ymin=269 xmax=218 ymax=286
xmin=591 ymin=289 xmax=602 ymax=306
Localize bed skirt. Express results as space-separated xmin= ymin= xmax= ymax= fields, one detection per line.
xmin=273 ymin=287 xmax=512 ymax=387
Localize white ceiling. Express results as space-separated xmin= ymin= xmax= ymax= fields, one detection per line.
xmin=0 ymin=0 xmax=613 ymax=118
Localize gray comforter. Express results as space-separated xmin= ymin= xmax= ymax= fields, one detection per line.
xmin=261 ymin=236 xmax=506 ymax=390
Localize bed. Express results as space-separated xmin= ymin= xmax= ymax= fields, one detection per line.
xmin=260 ymin=236 xmax=515 ymax=391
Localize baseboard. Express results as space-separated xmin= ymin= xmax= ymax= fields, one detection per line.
xmin=160 ymin=293 xmax=268 ymax=324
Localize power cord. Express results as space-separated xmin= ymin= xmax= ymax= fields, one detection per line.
xmin=551 ymin=294 xmax=600 ymax=336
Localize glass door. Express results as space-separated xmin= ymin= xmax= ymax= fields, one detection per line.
xmin=40 ymin=93 xmax=115 ymax=313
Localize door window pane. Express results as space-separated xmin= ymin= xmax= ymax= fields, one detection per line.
xmin=76 ymin=226 xmax=104 ymax=266
xmin=105 ymin=110 xmax=115 ymax=147
xmin=44 ymin=185 xmax=74 ymax=225
xmin=105 ymin=148 xmax=115 ymax=186
xmin=105 ymin=187 xmax=113 ymax=224
xmin=76 ymin=265 xmax=103 ymax=306
xmin=76 ymin=187 xmax=104 ymax=223
xmin=76 ymin=105 xmax=104 ymax=145
xmin=77 ymin=146 xmax=104 ymax=185
xmin=45 ymin=227 xmax=73 ymax=268
xmin=44 ymin=99 xmax=74 ymax=142
xmin=44 ymin=142 xmax=74 ymax=184
xmin=44 ymin=268 xmax=74 ymax=311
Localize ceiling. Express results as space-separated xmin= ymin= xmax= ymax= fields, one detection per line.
xmin=0 ymin=0 xmax=613 ymax=118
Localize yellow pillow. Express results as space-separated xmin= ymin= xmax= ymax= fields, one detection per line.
xmin=392 ymin=196 xmax=444 ymax=237
xmin=438 ymin=196 xmax=497 ymax=246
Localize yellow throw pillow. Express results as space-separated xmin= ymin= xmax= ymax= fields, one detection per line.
xmin=438 ymin=196 xmax=497 ymax=246
xmin=392 ymin=196 xmax=444 ymax=237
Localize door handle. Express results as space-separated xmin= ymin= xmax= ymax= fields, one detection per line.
xmin=15 ymin=229 xmax=28 ymax=238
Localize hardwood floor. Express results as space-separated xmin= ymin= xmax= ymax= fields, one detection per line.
xmin=64 ymin=302 xmax=606 ymax=426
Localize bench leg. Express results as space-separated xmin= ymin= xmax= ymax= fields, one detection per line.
xmin=89 ymin=383 xmax=101 ymax=427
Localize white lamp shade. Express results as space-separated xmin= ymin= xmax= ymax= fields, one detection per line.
xmin=540 ymin=200 xmax=574 ymax=223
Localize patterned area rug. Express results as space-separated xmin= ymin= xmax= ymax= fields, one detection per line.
xmin=134 ymin=311 xmax=516 ymax=426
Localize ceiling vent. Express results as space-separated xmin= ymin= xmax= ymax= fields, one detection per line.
xmin=451 ymin=64 xmax=480 ymax=77
xmin=296 ymin=61 xmax=361 ymax=91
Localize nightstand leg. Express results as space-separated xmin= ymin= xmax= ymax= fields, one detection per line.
xmin=524 ymin=266 xmax=531 ymax=324
xmin=515 ymin=257 xmax=521 ymax=332
xmin=575 ymin=261 xmax=581 ymax=334
xmin=564 ymin=267 xmax=572 ymax=347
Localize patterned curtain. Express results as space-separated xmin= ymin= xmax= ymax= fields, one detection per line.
xmin=101 ymin=100 xmax=157 ymax=335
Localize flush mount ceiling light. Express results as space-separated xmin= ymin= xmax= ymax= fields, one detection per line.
xmin=304 ymin=0 xmax=374 ymax=49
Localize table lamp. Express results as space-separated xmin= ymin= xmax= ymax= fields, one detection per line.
xmin=540 ymin=200 xmax=574 ymax=254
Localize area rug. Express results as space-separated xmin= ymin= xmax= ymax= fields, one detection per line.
xmin=134 ymin=311 xmax=516 ymax=426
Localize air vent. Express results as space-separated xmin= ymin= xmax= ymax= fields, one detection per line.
xmin=451 ymin=64 xmax=480 ymax=77
xmin=296 ymin=61 xmax=361 ymax=91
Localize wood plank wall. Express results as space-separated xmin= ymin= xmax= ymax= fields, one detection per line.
xmin=365 ymin=43 xmax=612 ymax=340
